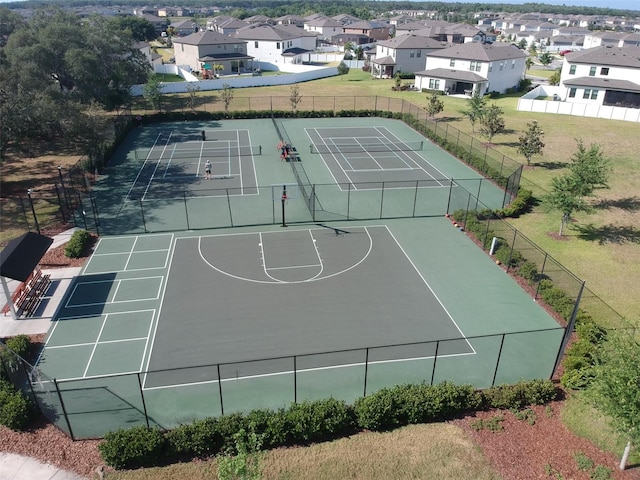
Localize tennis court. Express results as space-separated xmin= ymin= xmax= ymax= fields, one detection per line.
xmin=33 ymin=217 xmax=564 ymax=439
xmin=25 ymin=116 xmax=565 ymax=439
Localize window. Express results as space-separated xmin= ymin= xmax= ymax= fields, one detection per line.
xmin=600 ymin=67 xmax=609 ymax=76
xmin=450 ymin=59 xmax=455 ymax=67
xmin=589 ymin=66 xmax=596 ymax=76
xmin=416 ymin=50 xmax=421 ymax=58
xmin=511 ymin=60 xmax=515 ymax=69
xmin=255 ymin=41 xmax=258 ymax=48
xmin=499 ymin=61 xmax=504 ymax=71
xmin=410 ymin=49 xmax=415 ymax=58
xmin=277 ymin=42 xmax=281 ymax=49
xmin=428 ymin=79 xmax=440 ymax=89
xmin=583 ymin=89 xmax=591 ymax=99
xmin=470 ymin=61 xmax=481 ymax=71
xmin=591 ymin=89 xmax=599 ymax=99
xmin=569 ymin=87 xmax=577 ymax=98
xmin=488 ymin=63 xmax=492 ymax=72
xmin=569 ymin=64 xmax=576 ymax=74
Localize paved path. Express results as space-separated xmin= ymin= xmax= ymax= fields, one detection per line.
xmin=0 ymin=452 xmax=88 ymax=480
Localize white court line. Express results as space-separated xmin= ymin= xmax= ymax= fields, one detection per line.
xmin=83 ymin=314 xmax=110 ymax=377
xmin=122 ymin=132 xmax=164 ymax=205
xmin=142 ymin=133 xmax=174 ymax=201
xmin=304 ymin=128 xmax=344 ymax=187
xmin=383 ymin=225 xmax=475 ymax=355
xmin=64 ymin=276 xmax=164 ymax=308
xmin=142 ymin=236 xmax=178 ymax=389
xmin=141 ymin=349 xmax=476 ymax=391
xmin=123 ymin=236 xmax=139 ymax=271
xmin=197 ymin=227 xmax=371 ymax=285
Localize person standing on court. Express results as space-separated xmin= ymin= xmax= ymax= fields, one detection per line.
xmin=205 ymin=160 xmax=212 ymax=180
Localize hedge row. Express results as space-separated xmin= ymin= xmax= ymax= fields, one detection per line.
xmin=449 ymin=208 xmax=608 ymax=390
xmin=99 ymin=379 xmax=557 ymax=470
xmin=64 ymin=229 xmax=91 ymax=258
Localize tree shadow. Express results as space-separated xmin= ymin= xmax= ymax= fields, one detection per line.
xmin=571 ymin=223 xmax=640 ymax=245
xmin=435 ymin=115 xmax=463 ymax=123
xmin=535 ymin=161 xmax=566 ymax=170
xmin=593 ymin=196 xmax=640 ymax=211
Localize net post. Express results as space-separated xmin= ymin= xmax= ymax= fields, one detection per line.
xmin=281 ymin=184 xmax=287 ymax=227
xmin=430 ymin=341 xmax=439 ymax=385
xmin=217 ymin=364 xmax=224 ymax=415
xmin=363 ymin=348 xmax=369 ymax=397
xmin=491 ymin=334 xmax=507 ymax=387
xmin=419 ymin=140 xmax=424 ymax=150
xmin=136 ymin=373 xmax=151 ymax=428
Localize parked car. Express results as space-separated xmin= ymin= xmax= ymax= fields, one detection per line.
xmin=559 ymin=50 xmax=572 ymax=56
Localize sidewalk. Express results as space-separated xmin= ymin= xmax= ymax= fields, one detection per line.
xmin=0 ymin=228 xmax=81 ymax=338
xmin=0 ymin=452 xmax=88 ymax=480
xmin=1 ymin=228 xmax=89 ymax=479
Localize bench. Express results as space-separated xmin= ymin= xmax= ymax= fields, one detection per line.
xmin=4 ymin=269 xmax=51 ymax=318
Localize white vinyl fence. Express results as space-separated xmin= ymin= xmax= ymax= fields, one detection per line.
xmin=518 ymin=85 xmax=640 ymax=122
xmin=131 ymin=64 xmax=340 ymax=96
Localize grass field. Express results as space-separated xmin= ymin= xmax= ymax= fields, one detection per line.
xmin=103 ymin=423 xmax=502 ymax=480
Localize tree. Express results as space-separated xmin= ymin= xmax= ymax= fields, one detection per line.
xmin=337 ymin=61 xmax=349 ymax=75
xmin=108 ymin=16 xmax=157 ymax=41
xmin=525 ymin=56 xmax=534 ymax=72
xmin=425 ymin=91 xmax=444 ymax=119
xmin=479 ymin=103 xmax=505 ymax=144
xmin=528 ymin=44 xmax=537 ymax=56
xmin=462 ymin=90 xmax=486 ymax=132
xmin=217 ymin=429 xmax=263 ymax=480
xmin=517 ymin=120 xmax=545 ymax=166
xmin=518 ymin=38 xmax=527 ymax=49
xmin=343 ymin=41 xmax=354 ymax=59
xmin=220 ymin=84 xmax=234 ymax=114
xmin=538 ymin=52 xmax=553 ymax=67
xmin=186 ymin=82 xmax=200 ymax=112
xmin=589 ymin=333 xmax=640 ymax=470
xmin=289 ymin=84 xmax=302 ymax=112
xmin=142 ymin=74 xmax=163 ymax=111
xmin=549 ymin=67 xmax=562 ymax=86
xmin=545 ymin=140 xmax=611 ymax=236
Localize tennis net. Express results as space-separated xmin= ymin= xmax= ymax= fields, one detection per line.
xmin=310 ymin=141 xmax=423 ymax=154
xmin=148 ymin=145 xmax=262 ymax=159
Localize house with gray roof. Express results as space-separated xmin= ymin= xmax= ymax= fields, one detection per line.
xmin=342 ymin=20 xmax=390 ymax=42
xmin=415 ymin=42 xmax=527 ymax=95
xmin=235 ymin=24 xmax=317 ymax=67
xmin=171 ymin=30 xmax=253 ymax=76
xmin=559 ymin=45 xmax=640 ymax=109
xmin=371 ymin=34 xmax=447 ymax=78
xmin=304 ymin=16 xmax=343 ymax=40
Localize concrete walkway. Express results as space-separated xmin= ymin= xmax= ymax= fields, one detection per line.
xmin=0 ymin=452 xmax=88 ymax=480
xmin=1 ymin=228 xmax=90 ymax=480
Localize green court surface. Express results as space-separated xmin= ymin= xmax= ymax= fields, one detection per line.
xmin=84 ymin=118 xmax=509 ymax=236
xmin=30 ymin=117 xmax=560 ymax=439
xmin=35 ymin=218 xmax=563 ymax=439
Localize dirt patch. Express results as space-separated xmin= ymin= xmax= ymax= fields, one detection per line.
xmin=38 ymin=234 xmax=98 ymax=269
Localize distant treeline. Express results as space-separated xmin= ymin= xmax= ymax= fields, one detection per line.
xmin=5 ymin=0 xmax=640 ymax=18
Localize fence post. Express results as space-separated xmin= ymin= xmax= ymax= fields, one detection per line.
xmin=491 ymin=334 xmax=506 ymax=386
xmin=445 ymin=179 xmax=454 ymax=215
xmin=534 ymin=252 xmax=549 ymax=300
xmin=217 ymin=364 xmax=224 ymax=415
xmin=379 ymin=182 xmax=385 ymax=218
xmin=53 ymin=379 xmax=75 ymax=440
xmin=26 ymin=189 xmax=41 ymax=235
xmin=226 ymin=188 xmax=233 ymax=227
xmin=137 ymin=373 xmax=150 ymax=428
xmin=506 ymin=228 xmax=518 ymax=272
xmin=430 ymin=341 xmax=439 ymax=385
xmin=183 ymin=192 xmax=190 ymax=230
xmin=363 ymin=348 xmax=369 ymax=397
xmin=553 ymin=281 xmax=586 ymax=376
xmin=140 ymin=198 xmax=147 ymax=233
xmin=412 ymin=180 xmax=419 ymax=217
xmin=54 ymin=184 xmax=66 ymax=223
xmin=293 ymin=356 xmax=297 ymax=404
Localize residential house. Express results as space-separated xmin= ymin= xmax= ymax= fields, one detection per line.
xmin=235 ymin=24 xmax=317 ymax=67
xmin=304 ymin=16 xmax=343 ymax=40
xmin=139 ymin=14 xmax=167 ymax=36
xmin=342 ymin=20 xmax=390 ymax=42
xmin=331 ymin=33 xmax=370 ymax=46
xmin=171 ymin=30 xmax=253 ymax=76
xmin=549 ymin=35 xmax=585 ymax=51
xmin=371 ymin=34 xmax=447 ymax=78
xmin=170 ymin=20 xmax=199 ymax=36
xmin=583 ymin=31 xmax=625 ymax=49
xmin=332 ymin=14 xmax=362 ymax=26
xmin=560 ymin=45 xmax=640 ymax=108
xmin=619 ymin=33 xmax=640 ymax=47
xmin=275 ymin=15 xmax=305 ymax=27
xmin=415 ymin=42 xmax=527 ymax=95
xmin=245 ymin=15 xmax=274 ymax=25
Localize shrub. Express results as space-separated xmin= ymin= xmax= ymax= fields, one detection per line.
xmin=499 ymin=188 xmax=533 ymax=218
xmin=0 ymin=379 xmax=33 ymax=430
xmin=482 ymin=379 xmax=557 ymax=410
xmin=64 ymin=229 xmax=91 ymax=258
xmin=286 ymin=399 xmax=356 ymax=443
xmin=99 ymin=426 xmax=167 ymax=469
xmin=517 ymin=261 xmax=540 ymax=285
xmin=4 ymin=334 xmax=30 ymax=358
